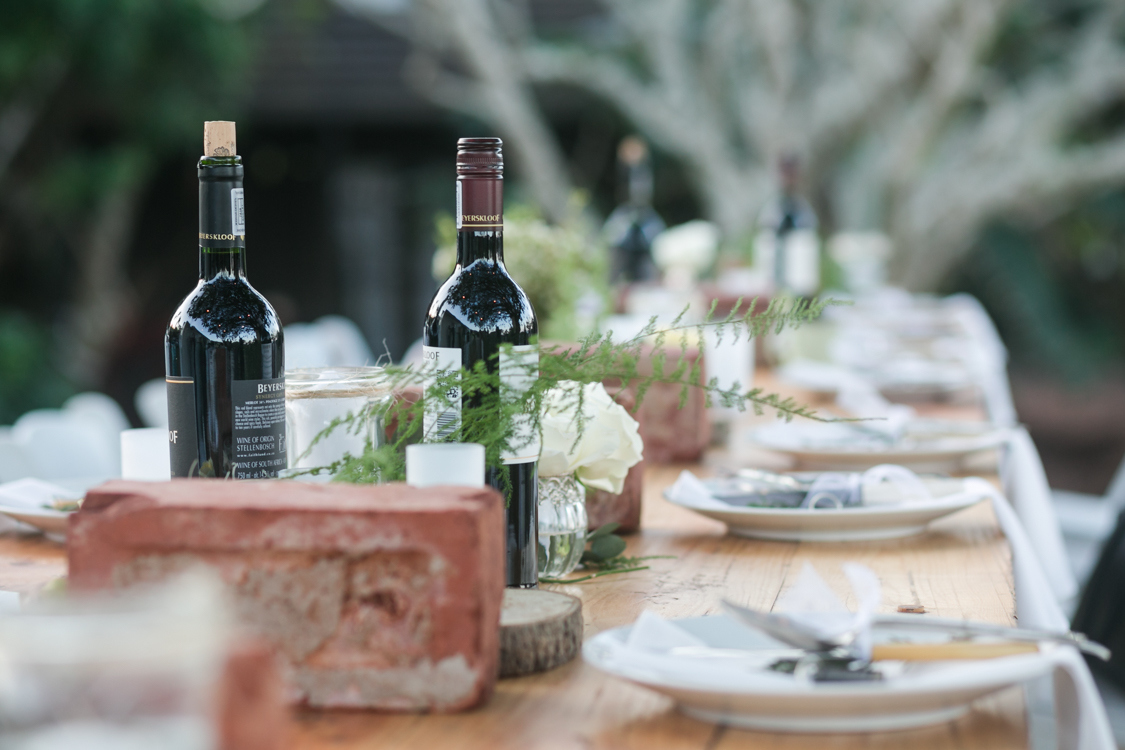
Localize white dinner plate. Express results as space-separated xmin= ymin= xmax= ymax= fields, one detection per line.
xmin=0 ymin=477 xmax=103 ymax=539
xmin=748 ymin=420 xmax=1007 ymax=473
xmin=0 ymin=506 xmax=70 ymax=536
xmin=664 ymin=476 xmax=987 ymax=541
xmin=584 ymin=615 xmax=1052 ymax=733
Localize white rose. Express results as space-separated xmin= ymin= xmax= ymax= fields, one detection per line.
xmin=538 ymin=381 xmax=644 ymax=494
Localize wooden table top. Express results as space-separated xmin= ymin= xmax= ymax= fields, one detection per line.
xmin=0 ymin=375 xmax=1026 ymax=749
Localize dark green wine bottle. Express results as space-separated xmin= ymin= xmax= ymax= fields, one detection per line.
xmin=423 ymin=138 xmax=540 ymax=588
xmin=165 ymin=121 xmax=286 ymax=479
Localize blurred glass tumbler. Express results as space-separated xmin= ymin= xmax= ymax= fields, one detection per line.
xmin=405 ymin=443 xmax=486 ymax=488
xmin=285 ymin=367 xmax=392 ymax=472
xmin=121 ymin=428 xmax=172 ymax=481
xmin=0 ymin=574 xmax=228 ymax=750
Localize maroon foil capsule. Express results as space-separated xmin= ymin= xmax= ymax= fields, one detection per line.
xmin=457 ymin=138 xmax=503 ymax=231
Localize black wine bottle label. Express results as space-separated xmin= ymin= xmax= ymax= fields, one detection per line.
xmin=167 ymin=377 xmax=200 ymax=478
xmin=231 ymin=377 xmax=287 ymax=479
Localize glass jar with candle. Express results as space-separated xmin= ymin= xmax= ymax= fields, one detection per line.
xmin=285 ymin=367 xmax=392 ymax=476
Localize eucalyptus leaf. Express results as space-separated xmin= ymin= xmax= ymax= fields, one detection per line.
xmin=586 ymin=522 xmax=621 ymax=541
xmin=590 ymin=534 xmax=627 ymax=561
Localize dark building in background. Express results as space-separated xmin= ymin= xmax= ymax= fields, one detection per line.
xmin=108 ymin=0 xmax=698 ymax=424
xmin=115 ymin=1 xmax=455 ymax=418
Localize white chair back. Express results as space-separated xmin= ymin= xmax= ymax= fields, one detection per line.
xmin=282 ymin=323 xmax=332 ymax=369
xmin=64 ymin=392 xmax=130 ymax=435
xmin=0 ymin=436 xmax=34 ymax=483
xmin=135 ymin=378 xmax=169 ymax=428
xmin=315 ymin=315 xmax=377 ymax=366
xmin=13 ymin=410 xmax=119 ymax=481
xmin=63 ymin=392 xmax=129 ymax=471
xmin=284 ymin=315 xmax=376 ymax=369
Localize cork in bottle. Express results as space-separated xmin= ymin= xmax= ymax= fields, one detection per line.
xmin=204 ymin=121 xmax=237 ymax=157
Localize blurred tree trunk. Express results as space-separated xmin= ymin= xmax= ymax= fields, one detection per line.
xmin=344 ymin=0 xmax=574 ymax=223
xmin=65 ymin=180 xmax=142 ymax=387
xmin=365 ymin=0 xmax=1125 ymax=290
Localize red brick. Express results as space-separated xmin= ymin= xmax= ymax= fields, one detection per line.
xmin=607 ymin=344 xmax=711 ymax=463
xmin=68 ymin=480 xmax=505 ymax=712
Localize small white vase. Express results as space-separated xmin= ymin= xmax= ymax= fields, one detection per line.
xmin=537 ymin=475 xmax=588 ymax=577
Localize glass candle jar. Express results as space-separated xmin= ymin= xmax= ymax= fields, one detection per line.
xmin=537 ymin=474 xmax=588 ymax=577
xmin=285 ymin=367 xmax=392 ymax=475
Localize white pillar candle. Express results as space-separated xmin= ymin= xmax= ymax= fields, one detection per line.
xmin=121 ymin=428 xmax=171 ymax=481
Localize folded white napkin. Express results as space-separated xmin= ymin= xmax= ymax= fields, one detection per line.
xmin=665 ymin=470 xmax=734 ymax=510
xmin=944 ymin=294 xmax=1017 ymax=427
xmin=665 ymin=466 xmax=934 ymax=511
xmin=0 ymin=478 xmax=80 ymax=510
xmin=775 ymin=562 xmax=881 ymax=658
xmin=961 ymin=477 xmax=1113 ymax=750
xmin=1000 ymin=427 xmax=1078 ymax=605
xmin=626 ymin=610 xmax=706 ymax=652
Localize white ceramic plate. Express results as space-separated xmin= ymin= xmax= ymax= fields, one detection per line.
xmin=584 ymin=615 xmax=1052 ymax=733
xmin=0 ymin=506 xmax=70 ymax=535
xmin=748 ymin=420 xmax=1007 ymax=473
xmin=0 ymin=477 xmax=103 ymax=539
xmin=664 ymin=477 xmax=987 ymax=541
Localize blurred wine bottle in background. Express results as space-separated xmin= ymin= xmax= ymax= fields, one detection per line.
xmin=603 ymin=137 xmax=665 ymax=284
xmin=755 ymin=155 xmax=820 ymax=296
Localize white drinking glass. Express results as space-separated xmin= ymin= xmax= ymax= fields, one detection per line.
xmin=121 ymin=428 xmax=171 ymax=481
xmin=405 ymin=443 xmax=486 ymax=488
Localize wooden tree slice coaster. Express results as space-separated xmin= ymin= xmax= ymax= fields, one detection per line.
xmin=499 ymin=588 xmax=583 ymax=678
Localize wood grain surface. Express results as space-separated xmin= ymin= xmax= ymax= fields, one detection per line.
xmin=0 ymin=372 xmax=1028 ymax=749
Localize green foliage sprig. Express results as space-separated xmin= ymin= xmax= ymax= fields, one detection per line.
xmin=297 ymin=294 xmax=833 ymax=487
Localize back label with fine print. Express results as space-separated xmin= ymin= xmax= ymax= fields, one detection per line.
xmin=422 ymin=346 xmax=463 ymax=441
xmin=231 ymin=378 xmax=287 ymax=479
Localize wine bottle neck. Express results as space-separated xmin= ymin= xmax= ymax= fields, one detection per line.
xmin=198 ymin=155 xmax=248 ymax=280
xmin=200 ymin=248 xmax=247 ymax=280
xmin=456 ymin=231 xmax=503 ymax=265
xmin=626 ymin=162 xmax=653 ymax=207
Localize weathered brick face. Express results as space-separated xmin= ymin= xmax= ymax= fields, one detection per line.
xmin=68 ymin=480 xmax=505 ymax=712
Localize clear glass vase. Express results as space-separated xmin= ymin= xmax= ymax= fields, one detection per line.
xmin=537 ymin=475 xmax=588 ymax=577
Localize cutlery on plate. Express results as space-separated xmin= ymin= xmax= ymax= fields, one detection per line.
xmin=722 ymin=600 xmax=1111 ymax=661
xmin=871 ymin=614 xmax=1111 ymax=661
xmin=670 ymin=641 xmax=1040 ymax=661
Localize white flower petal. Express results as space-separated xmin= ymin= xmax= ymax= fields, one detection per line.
xmin=537 ymin=381 xmax=643 ymax=494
